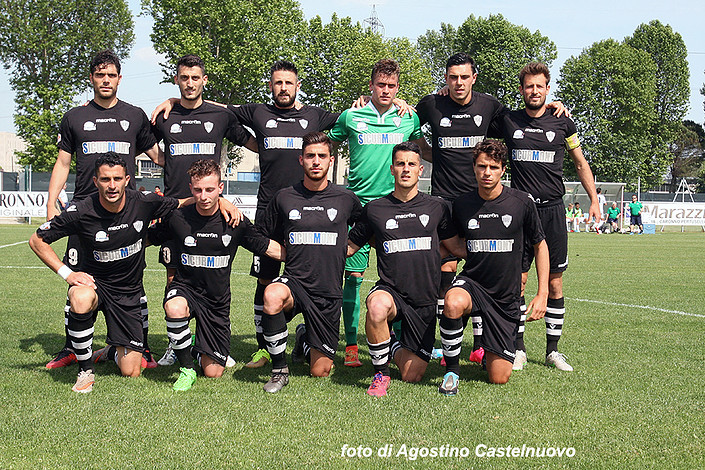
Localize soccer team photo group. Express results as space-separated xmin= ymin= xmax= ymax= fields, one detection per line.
xmin=1 ymin=1 xmax=704 ymax=468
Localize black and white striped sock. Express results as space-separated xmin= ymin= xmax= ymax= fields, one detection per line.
xmin=67 ymin=309 xmax=95 ymax=372
xmin=263 ymin=311 xmax=288 ymax=369
xmin=440 ymin=315 xmax=464 ymax=375
xmin=367 ymin=338 xmax=391 ymax=376
xmin=166 ymin=317 xmax=193 ymax=368
xmin=515 ymin=296 xmax=527 ymax=351
xmin=545 ymin=297 xmax=565 ymax=354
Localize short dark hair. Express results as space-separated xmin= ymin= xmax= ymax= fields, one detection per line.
xmin=518 ymin=62 xmax=551 ymax=87
xmin=473 ymin=139 xmax=507 ymax=167
xmin=371 ymin=59 xmax=400 ymax=82
xmin=596 ymin=187 xmax=602 ymax=194
xmin=392 ymin=141 xmax=421 ymax=163
xmin=188 ymin=159 xmax=221 ymax=182
xmin=270 ymin=60 xmax=298 ymax=78
xmin=302 ymin=132 xmax=333 ymax=155
xmin=94 ymin=152 xmax=127 ymax=176
xmin=90 ymin=50 xmax=121 ymax=75
xmin=446 ymin=53 xmax=477 ymax=74
xmin=176 ymin=54 xmax=206 ymax=75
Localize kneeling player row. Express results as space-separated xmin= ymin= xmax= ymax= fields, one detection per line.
xmin=30 ymin=134 xmax=552 ymax=396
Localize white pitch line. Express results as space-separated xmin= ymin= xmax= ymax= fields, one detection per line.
xmin=0 ymin=241 xmax=27 ymax=249
xmin=566 ymin=297 xmax=705 ymax=319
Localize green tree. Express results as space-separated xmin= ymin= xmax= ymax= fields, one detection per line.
xmin=142 ymin=0 xmax=306 ymax=105
xmin=666 ymin=121 xmax=703 ymax=191
xmin=557 ymin=39 xmax=664 ymax=190
xmin=417 ymin=14 xmax=557 ymax=108
xmin=0 ymin=0 xmax=134 ymax=170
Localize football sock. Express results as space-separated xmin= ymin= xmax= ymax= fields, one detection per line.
xmin=515 ymin=296 xmax=527 ymax=351
xmin=166 ymin=317 xmax=194 ymax=369
xmin=68 ymin=309 xmax=95 ymax=372
xmin=368 ymin=338 xmax=391 ymax=376
xmin=253 ymin=282 xmax=266 ymax=349
xmin=342 ymin=275 xmax=363 ymax=346
xmin=63 ymin=297 xmax=72 ymax=350
xmin=471 ymin=315 xmax=483 ymax=351
xmin=263 ymin=311 xmax=288 ymax=369
xmin=545 ymin=297 xmax=565 ymax=355
xmin=140 ymin=294 xmax=150 ymax=352
xmin=440 ymin=315 xmax=464 ymax=375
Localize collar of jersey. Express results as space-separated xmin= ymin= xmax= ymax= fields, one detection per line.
xmin=364 ymin=101 xmax=398 ymax=123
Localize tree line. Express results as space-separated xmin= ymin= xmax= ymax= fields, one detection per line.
xmin=0 ymin=0 xmax=703 ymax=191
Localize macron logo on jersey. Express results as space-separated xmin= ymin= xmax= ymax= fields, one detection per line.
xmin=93 ymin=240 xmax=142 ymax=262
xmin=467 ymin=239 xmax=514 ymax=253
xmin=82 ymin=141 xmax=130 ymax=155
xmin=438 ymin=136 xmax=483 ymax=149
xmin=289 ymin=231 xmax=338 ymax=246
xmin=383 ymin=237 xmax=432 ymax=254
xmin=181 ymin=254 xmax=230 ymax=269
xmin=264 ymin=137 xmax=302 ymax=150
xmin=357 ymin=133 xmax=404 ymax=145
xmin=512 ymin=149 xmax=556 ymax=163
xmin=169 ymin=143 xmax=216 ymax=156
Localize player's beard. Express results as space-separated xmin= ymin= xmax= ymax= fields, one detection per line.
xmin=525 ymin=96 xmax=546 ymax=110
xmin=273 ymin=92 xmax=295 ymax=108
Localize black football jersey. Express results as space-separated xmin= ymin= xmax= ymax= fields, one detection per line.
xmin=416 ymin=93 xmax=505 ymax=199
xmin=58 ymin=100 xmax=157 ymax=200
xmin=258 ymin=182 xmax=362 ymax=298
xmin=349 ymin=192 xmax=455 ymax=307
xmin=228 ymin=104 xmax=339 ymax=209
xmin=453 ymin=187 xmax=544 ymax=311
xmin=149 ymin=207 xmax=269 ymax=304
xmin=36 ymin=190 xmax=178 ymax=291
xmin=491 ymin=110 xmax=580 ymax=205
xmin=152 ymin=102 xmax=252 ymax=198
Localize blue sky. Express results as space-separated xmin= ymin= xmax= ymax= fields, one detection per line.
xmin=1 ymin=0 xmax=703 ymax=132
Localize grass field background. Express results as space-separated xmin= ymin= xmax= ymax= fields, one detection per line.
xmin=1 ymin=224 xmax=704 ymax=469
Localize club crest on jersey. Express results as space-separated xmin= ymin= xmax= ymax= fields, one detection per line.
xmin=473 ymin=115 xmax=483 ymax=127
xmin=204 ymin=122 xmax=214 ymax=133
xmin=170 ymin=123 xmax=182 ymax=134
xmin=327 ymin=208 xmax=337 ymax=221
xmin=420 ymin=214 xmax=429 ymax=227
xmin=83 ymin=121 xmax=96 ymax=131
xmin=502 ymin=214 xmax=512 ymax=227
xmin=468 ymin=218 xmax=479 ymax=230
xmin=289 ymin=209 xmax=301 ymax=220
xmin=392 ymin=117 xmax=402 ymax=128
xmin=440 ymin=117 xmax=451 ymax=127
xmin=222 ymin=234 xmax=232 ymax=247
xmin=356 ymin=122 xmax=368 ymax=131
xmin=184 ymin=236 xmax=197 ymax=247
xmin=545 ymin=131 xmax=556 ymax=142
xmin=513 ymin=129 xmax=524 ymax=139
xmin=133 ymin=221 xmax=143 ymax=232
xmin=266 ymin=119 xmax=277 ymax=128
xmin=299 ymin=119 xmax=308 ymax=129
xmin=385 ymin=219 xmax=399 ymax=230
xmin=95 ymin=231 xmax=109 ymax=242
xmin=120 ymin=120 xmax=130 ymax=131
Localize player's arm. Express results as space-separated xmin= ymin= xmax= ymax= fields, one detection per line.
xmin=143 ymin=143 xmax=164 ymax=167
xmin=28 ymin=233 xmax=96 ymax=288
xmin=244 ymin=135 xmax=258 ymax=153
xmin=412 ymin=137 xmax=433 ymax=162
xmin=347 ymin=240 xmax=362 ymax=257
xmin=46 ymin=150 xmax=72 ymax=221
xmin=546 ymin=101 xmax=570 ymax=117
xmin=350 ymin=96 xmax=415 ymax=116
xmin=569 ymin=146 xmax=600 ymax=222
xmin=152 ymin=97 xmax=230 ymax=123
xmin=441 ymin=235 xmax=466 ymax=259
xmin=264 ymin=240 xmax=286 ymax=261
xmin=526 ymin=239 xmax=549 ymax=321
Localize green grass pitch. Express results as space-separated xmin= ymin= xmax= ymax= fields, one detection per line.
xmin=1 ymin=223 xmax=703 ymax=469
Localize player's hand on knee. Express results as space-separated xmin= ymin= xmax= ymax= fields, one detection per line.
xmin=67 ymin=271 xmax=96 ymax=289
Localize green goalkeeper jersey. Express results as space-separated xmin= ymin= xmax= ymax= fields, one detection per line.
xmin=329 ymin=102 xmax=422 ymax=204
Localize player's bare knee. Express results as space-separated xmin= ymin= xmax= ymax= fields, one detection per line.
xmin=263 ymin=285 xmax=288 ymax=314
xmin=164 ymin=297 xmax=188 ymax=318
xmin=443 ymin=293 xmax=468 ymax=319
xmin=366 ymin=295 xmax=393 ymax=324
xmin=488 ymin=371 xmax=511 ymax=384
xmin=204 ymin=368 xmax=223 ymax=378
xmin=68 ymin=286 xmax=97 ymax=313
